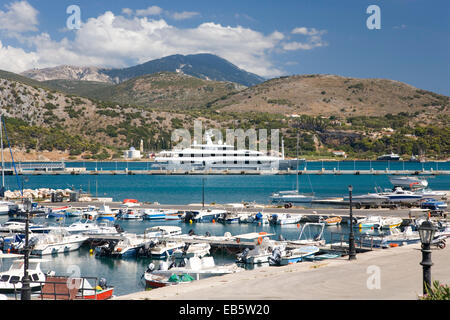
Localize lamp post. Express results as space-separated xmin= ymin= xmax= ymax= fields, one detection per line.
xmin=418 ymin=220 xmax=436 ymax=295
xmin=20 ymin=198 xmax=32 ymax=300
xmin=348 ymin=185 xmax=356 ymax=260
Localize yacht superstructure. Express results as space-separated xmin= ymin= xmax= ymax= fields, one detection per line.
xmin=154 ymin=132 xmax=284 ymax=171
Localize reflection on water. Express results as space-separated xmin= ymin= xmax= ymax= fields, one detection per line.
xmin=0 ymin=214 xmax=386 ymax=297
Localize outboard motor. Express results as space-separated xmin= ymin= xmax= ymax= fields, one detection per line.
xmin=278 ymin=234 xmax=285 ymax=241
xmin=184 ymin=211 xmax=195 ymax=222
xmin=205 ymin=231 xmax=211 ymax=237
xmin=114 ymin=224 xmax=124 ymax=233
xmin=146 ymin=263 xmax=155 ymax=273
xmin=271 ymin=214 xmax=278 ymax=224
xmin=268 ymin=248 xmax=282 ymax=266
xmin=178 ymin=258 xmax=187 ymax=268
xmin=99 ymin=278 xmax=107 ymax=290
xmin=237 ymin=248 xmax=250 ymax=263
xmin=28 ymin=237 xmax=39 ymax=250
xmin=188 ymin=229 xmax=196 ymax=236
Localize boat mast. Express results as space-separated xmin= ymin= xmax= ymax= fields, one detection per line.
xmin=0 ymin=114 xmax=4 ymax=190
xmin=296 ymin=133 xmax=299 ymax=192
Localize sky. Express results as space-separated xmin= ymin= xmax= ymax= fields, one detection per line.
xmin=0 ymin=0 xmax=449 ymax=95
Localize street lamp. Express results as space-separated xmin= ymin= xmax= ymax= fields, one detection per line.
xmin=418 ymin=219 xmax=436 ymax=295
xmin=348 ymin=185 xmax=356 ymax=260
xmin=20 ymin=198 xmax=32 ymax=300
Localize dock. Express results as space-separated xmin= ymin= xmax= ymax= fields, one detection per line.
xmin=5 ymin=168 xmax=450 ymax=175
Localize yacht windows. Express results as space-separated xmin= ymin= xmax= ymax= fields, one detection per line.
xmin=31 ymin=274 xmax=39 ymax=281
xmin=9 ymin=276 xmax=20 ymax=284
xmin=0 ymin=275 xmax=9 ymax=282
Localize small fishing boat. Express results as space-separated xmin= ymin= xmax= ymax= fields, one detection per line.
xmin=144 ymin=272 xmax=195 ymax=288
xmin=380 ymin=217 xmax=403 ymax=229
xmin=319 ymin=216 xmax=342 ymax=226
xmin=269 ymin=245 xmax=320 ymax=266
xmin=40 ymin=276 xmax=114 ymax=300
xmin=143 ymin=256 xmax=243 ymax=288
xmin=142 ymin=209 xmax=167 ymax=220
xmin=119 ymin=208 xmax=143 ymax=220
xmin=46 ymin=206 xmax=71 ymax=218
xmin=421 ymin=198 xmax=447 ymax=210
xmin=96 ymin=205 xmax=118 ymax=222
xmin=355 ymin=216 xmax=382 ymax=229
xmin=303 ymin=253 xmax=341 ymax=261
xmin=0 ymin=258 xmax=49 ymax=293
xmin=269 ymin=213 xmax=302 ymax=225
xmin=173 ymin=243 xmax=211 ymax=259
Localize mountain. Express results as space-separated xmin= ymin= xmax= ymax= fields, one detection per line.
xmin=100 ymin=54 xmax=266 ymax=87
xmin=84 ymin=72 xmax=244 ymax=110
xmin=21 ymin=54 xmax=266 ymax=87
xmin=210 ymin=74 xmax=450 ymax=120
xmin=21 ymin=65 xmax=112 ymax=83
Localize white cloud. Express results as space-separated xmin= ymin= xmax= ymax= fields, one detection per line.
xmin=170 ymin=11 xmax=200 ymax=20
xmin=135 ymin=6 xmax=163 ymax=17
xmin=0 ymin=5 xmax=328 ymax=78
xmin=0 ymin=40 xmax=39 ymax=72
xmin=284 ymin=26 xmax=328 ymax=51
xmin=0 ymin=0 xmax=39 ymax=32
xmin=291 ymin=27 xmax=323 ymax=36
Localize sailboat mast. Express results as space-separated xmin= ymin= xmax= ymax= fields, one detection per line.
xmin=296 ymin=133 xmax=299 ymax=192
xmin=1 ymin=114 xmax=4 ymax=189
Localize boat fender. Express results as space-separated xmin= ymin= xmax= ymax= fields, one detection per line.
xmin=236 ymin=238 xmax=240 ymax=244
xmin=188 ymin=229 xmax=195 ymax=236
xmin=257 ymin=237 xmax=263 ymax=245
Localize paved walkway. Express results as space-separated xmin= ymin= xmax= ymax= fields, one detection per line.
xmin=115 ymin=243 xmax=450 ymax=300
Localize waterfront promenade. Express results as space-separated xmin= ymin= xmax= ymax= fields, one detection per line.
xmin=115 ymin=243 xmax=450 ymax=300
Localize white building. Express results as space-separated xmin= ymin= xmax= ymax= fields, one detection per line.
xmin=123 ymin=147 xmax=142 ymax=160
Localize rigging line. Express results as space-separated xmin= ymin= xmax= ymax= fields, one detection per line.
xmin=1 ymin=116 xmax=22 ymax=196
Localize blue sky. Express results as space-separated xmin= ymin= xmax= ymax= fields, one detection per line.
xmin=0 ymin=0 xmax=449 ymax=95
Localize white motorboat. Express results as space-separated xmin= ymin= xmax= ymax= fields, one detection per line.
xmin=95 ymin=233 xmax=148 ymax=258
xmin=414 ymin=189 xmax=448 ymax=201
xmin=183 ymin=209 xmax=226 ymax=223
xmin=378 ymin=187 xmax=423 ymax=204
xmin=269 ymin=213 xmax=302 ymax=225
xmin=64 ymin=219 xmax=104 ymax=234
xmin=143 ymin=240 xmax=186 ymax=259
xmin=360 ymin=227 xmax=421 ymax=248
xmin=236 ymin=238 xmax=287 ymax=264
xmin=0 ymin=201 xmax=12 ymax=216
xmin=143 ymin=226 xmax=182 ymax=239
xmin=287 ymin=223 xmax=326 ymax=247
xmin=388 ymin=176 xmax=428 ymax=189
xmin=173 ymin=243 xmax=211 ymax=259
xmin=344 ymin=193 xmax=389 ymax=207
xmin=0 ymin=258 xmax=50 ymax=293
xmin=144 ymin=256 xmax=243 ymax=288
xmin=25 ymin=229 xmax=88 ymax=256
xmin=270 ymin=190 xmax=315 ymax=204
xmin=269 ymin=245 xmax=320 ymax=266
xmin=377 ymin=153 xmax=400 ymax=161
xmin=0 ymin=218 xmax=56 ymax=234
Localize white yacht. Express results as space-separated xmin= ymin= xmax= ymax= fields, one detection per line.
xmin=154 ymin=132 xmax=284 ymax=171
xmin=0 ymin=258 xmax=49 ymax=293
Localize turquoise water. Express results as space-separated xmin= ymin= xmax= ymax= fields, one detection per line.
xmin=3 ymin=166 xmax=449 ymax=205
xmin=0 ymin=215 xmax=380 ymax=297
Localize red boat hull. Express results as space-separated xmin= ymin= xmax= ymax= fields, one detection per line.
xmin=79 ymin=288 xmax=114 ymax=300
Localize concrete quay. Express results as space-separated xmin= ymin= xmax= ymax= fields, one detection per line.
xmin=114 ymin=243 xmax=450 ymax=300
